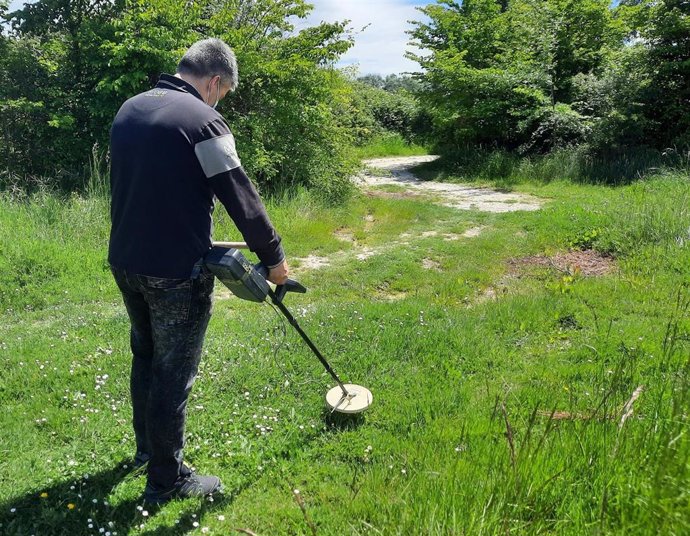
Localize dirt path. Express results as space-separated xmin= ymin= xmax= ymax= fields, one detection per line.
xmin=219 ymin=155 xmax=545 ymax=291
xmin=285 ymin=156 xmax=545 ymax=275
xmin=360 ymin=155 xmax=542 ymax=213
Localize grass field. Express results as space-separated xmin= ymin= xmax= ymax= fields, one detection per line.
xmin=352 ymin=133 xmax=429 ymax=159
xmin=0 ymin=165 xmax=688 ymax=535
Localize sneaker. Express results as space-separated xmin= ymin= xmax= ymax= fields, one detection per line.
xmin=144 ymin=472 xmax=222 ymax=504
xmin=133 ymin=451 xmax=151 ymax=469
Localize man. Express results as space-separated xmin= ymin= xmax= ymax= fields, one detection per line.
xmin=108 ymin=38 xmax=289 ymax=504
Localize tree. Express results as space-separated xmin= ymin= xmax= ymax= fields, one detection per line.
xmin=1 ymin=0 xmax=359 ymax=201
xmin=408 ymin=0 xmax=628 ymax=152
xmin=1 ymin=0 xmax=123 ymax=181
xmin=643 ymin=0 xmax=690 ymax=146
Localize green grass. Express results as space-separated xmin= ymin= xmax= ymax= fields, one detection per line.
xmin=415 ymin=146 xmax=690 ymax=188
xmin=352 ymin=133 xmax=428 ymax=159
xmin=0 ymin=169 xmax=688 ymax=535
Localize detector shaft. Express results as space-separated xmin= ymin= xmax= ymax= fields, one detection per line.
xmin=267 ymin=287 xmax=349 ymax=398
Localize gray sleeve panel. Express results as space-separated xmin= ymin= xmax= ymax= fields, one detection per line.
xmin=194 ymin=133 xmax=242 ymax=178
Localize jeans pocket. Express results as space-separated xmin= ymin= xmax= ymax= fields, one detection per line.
xmin=192 ymin=271 xmax=215 ymax=318
xmin=142 ymin=277 xmax=193 ymax=325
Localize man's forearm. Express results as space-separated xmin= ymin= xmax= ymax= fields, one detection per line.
xmin=209 ymin=167 xmax=285 ymax=267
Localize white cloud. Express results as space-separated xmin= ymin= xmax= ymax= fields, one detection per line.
xmin=8 ymin=0 xmax=31 ymax=12
xmin=299 ymin=0 xmax=430 ymax=76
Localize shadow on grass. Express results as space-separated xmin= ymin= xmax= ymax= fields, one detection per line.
xmin=324 ymin=410 xmax=366 ymax=431
xmin=0 ymin=460 xmax=233 ymax=536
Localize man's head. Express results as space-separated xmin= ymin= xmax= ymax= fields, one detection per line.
xmin=177 ymin=38 xmax=238 ymax=108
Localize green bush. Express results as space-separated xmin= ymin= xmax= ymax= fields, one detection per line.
xmin=1 ymin=0 xmax=358 ymax=203
xmin=408 ymin=0 xmax=689 ymax=174
xmin=347 ymin=81 xmax=431 ymax=147
xmin=519 ymin=104 xmax=592 ymax=154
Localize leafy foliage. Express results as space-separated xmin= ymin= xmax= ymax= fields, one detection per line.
xmin=347 ymin=81 xmax=430 ymax=146
xmin=642 ymin=0 xmax=690 ymax=147
xmin=409 ymin=0 xmax=690 ymax=167
xmin=0 ymin=0 xmax=358 ymax=202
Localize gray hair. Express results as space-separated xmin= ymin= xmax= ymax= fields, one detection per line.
xmin=177 ymin=38 xmax=239 ymax=90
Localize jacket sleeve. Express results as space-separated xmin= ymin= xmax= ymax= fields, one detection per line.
xmin=195 ymin=119 xmax=285 ymax=268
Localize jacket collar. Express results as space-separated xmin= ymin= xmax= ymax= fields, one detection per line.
xmin=156 ymin=73 xmax=204 ymax=102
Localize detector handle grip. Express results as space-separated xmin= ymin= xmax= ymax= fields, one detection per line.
xmin=254 ymin=264 xmax=307 ymax=303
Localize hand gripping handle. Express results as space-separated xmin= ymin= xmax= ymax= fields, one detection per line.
xmin=255 ymin=264 xmax=307 ymax=303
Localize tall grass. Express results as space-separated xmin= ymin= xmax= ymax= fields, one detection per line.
xmin=86 ymin=144 xmax=110 ymax=199
xmin=415 ymin=145 xmax=690 ymax=187
xmin=596 ymin=171 xmax=690 ymax=258
xmin=353 ymin=132 xmax=429 ymax=159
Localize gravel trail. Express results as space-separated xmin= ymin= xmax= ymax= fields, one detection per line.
xmin=360 ymin=155 xmax=543 ymax=213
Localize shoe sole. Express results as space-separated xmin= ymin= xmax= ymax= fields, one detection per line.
xmin=144 ymin=483 xmax=223 ymax=504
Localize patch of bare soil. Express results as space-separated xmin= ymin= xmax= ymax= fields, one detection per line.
xmin=472 ymin=249 xmax=616 ymax=307
xmin=334 ymin=228 xmax=355 ymax=243
xmin=462 ymin=226 xmax=486 ymax=238
xmin=295 ymin=255 xmax=331 ymax=271
xmin=356 ymin=248 xmax=378 ymax=261
xmin=422 ymin=258 xmax=442 ymax=271
xmin=509 ymin=249 xmax=616 ymax=276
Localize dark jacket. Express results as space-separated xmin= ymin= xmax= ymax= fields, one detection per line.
xmin=108 ymin=74 xmax=284 ymax=278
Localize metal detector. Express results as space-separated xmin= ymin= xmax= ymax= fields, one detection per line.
xmin=205 ymin=243 xmax=373 ymax=414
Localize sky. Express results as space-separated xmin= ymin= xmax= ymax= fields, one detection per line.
xmin=6 ymin=0 xmax=434 ymax=76
xmin=300 ymin=0 xmax=435 ymax=75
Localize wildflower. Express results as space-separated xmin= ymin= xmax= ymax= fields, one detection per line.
xmin=40 ymin=492 xmax=48 ymax=498
xmin=217 ymin=515 xmax=226 ymax=521
xmin=293 ymin=489 xmax=300 ymax=495
xmin=202 ymin=528 xmax=209 ymax=534
xmin=142 ymin=510 xmax=149 ymax=517
xmin=193 ymin=521 xmax=199 ymax=528
xmin=10 ymin=508 xmax=16 ymax=513
xmin=67 ymin=503 xmax=76 ymax=510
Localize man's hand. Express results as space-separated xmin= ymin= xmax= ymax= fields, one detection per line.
xmin=267 ymin=259 xmax=289 ymax=285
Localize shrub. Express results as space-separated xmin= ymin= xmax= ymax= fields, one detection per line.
xmin=1 ymin=0 xmax=358 ymax=203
